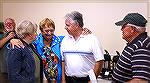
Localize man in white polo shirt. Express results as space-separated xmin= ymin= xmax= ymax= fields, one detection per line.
xmin=61 ymin=11 xmax=104 ymax=83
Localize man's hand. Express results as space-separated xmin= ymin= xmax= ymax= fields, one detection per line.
xmin=94 ymin=60 xmax=104 ymax=78
xmin=10 ymin=39 xmax=24 ymax=48
xmin=6 ymin=32 xmax=15 ymax=40
xmin=82 ymin=28 xmax=92 ymax=35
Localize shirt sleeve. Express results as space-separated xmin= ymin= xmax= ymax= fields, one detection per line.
xmin=91 ymin=35 xmax=104 ymax=61
xmin=0 ymin=34 xmax=3 ymax=40
xmin=6 ymin=47 xmax=24 ymax=80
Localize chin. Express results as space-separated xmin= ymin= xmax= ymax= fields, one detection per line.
xmin=45 ymin=37 xmax=52 ymax=41
xmin=47 ymin=36 xmax=53 ymax=39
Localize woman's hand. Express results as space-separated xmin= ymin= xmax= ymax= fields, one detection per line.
xmin=10 ymin=39 xmax=24 ymax=48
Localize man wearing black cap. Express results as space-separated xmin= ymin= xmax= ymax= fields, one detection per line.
xmin=112 ymin=13 xmax=150 ymax=83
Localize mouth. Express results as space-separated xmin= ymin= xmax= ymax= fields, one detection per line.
xmin=45 ymin=34 xmax=53 ymax=36
xmin=45 ymin=34 xmax=53 ymax=39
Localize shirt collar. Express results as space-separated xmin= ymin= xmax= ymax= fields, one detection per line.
xmin=127 ymin=32 xmax=147 ymax=45
xmin=68 ymin=34 xmax=85 ymax=39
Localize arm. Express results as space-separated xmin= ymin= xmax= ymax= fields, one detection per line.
xmin=61 ymin=61 xmax=66 ymax=83
xmin=91 ymin=35 xmax=104 ymax=78
xmin=126 ymin=78 xmax=148 ymax=83
xmin=93 ymin=60 xmax=104 ymax=78
xmin=0 ymin=32 xmax=15 ymax=48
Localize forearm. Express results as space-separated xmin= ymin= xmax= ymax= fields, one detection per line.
xmin=126 ymin=78 xmax=148 ymax=83
xmin=93 ymin=60 xmax=104 ymax=78
xmin=62 ymin=61 xmax=66 ymax=83
xmin=0 ymin=36 xmax=10 ymax=48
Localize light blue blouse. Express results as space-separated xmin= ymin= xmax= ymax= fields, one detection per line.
xmin=33 ymin=33 xmax=64 ymax=83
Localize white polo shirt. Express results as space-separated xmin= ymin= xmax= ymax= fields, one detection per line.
xmin=61 ymin=34 xmax=104 ymax=77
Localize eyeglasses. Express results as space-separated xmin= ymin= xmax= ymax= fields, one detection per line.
xmin=4 ymin=22 xmax=15 ymax=28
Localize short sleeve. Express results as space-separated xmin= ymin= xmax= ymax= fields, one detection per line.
xmin=91 ymin=35 xmax=104 ymax=61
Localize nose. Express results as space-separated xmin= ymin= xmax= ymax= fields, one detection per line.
xmin=121 ymin=27 xmax=124 ymax=31
xmin=46 ymin=31 xmax=54 ymax=36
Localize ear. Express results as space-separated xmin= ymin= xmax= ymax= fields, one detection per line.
xmin=131 ymin=29 xmax=134 ymax=33
xmin=75 ymin=22 xmax=80 ymax=28
xmin=130 ymin=27 xmax=135 ymax=33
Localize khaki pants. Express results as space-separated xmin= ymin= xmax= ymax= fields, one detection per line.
xmin=0 ymin=72 xmax=8 ymax=83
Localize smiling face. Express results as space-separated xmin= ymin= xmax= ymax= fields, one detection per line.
xmin=42 ymin=26 xmax=55 ymax=41
xmin=39 ymin=18 xmax=55 ymax=41
xmin=4 ymin=18 xmax=15 ymax=32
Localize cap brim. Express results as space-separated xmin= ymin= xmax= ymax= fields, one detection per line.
xmin=115 ymin=20 xmax=127 ymax=26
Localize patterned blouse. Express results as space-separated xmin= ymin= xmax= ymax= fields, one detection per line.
xmin=42 ymin=46 xmax=58 ymax=82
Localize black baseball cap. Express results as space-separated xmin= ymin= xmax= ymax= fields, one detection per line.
xmin=115 ymin=13 xmax=147 ymax=27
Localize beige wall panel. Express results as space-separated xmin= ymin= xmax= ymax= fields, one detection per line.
xmin=2 ymin=1 xmax=149 ymax=55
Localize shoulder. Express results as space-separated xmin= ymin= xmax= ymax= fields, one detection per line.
xmin=57 ymin=35 xmax=65 ymax=43
xmin=8 ymin=46 xmax=23 ymax=54
xmin=136 ymin=36 xmax=150 ymax=49
xmin=84 ymin=34 xmax=99 ymax=41
xmin=33 ymin=33 xmax=43 ymax=45
xmin=7 ymin=46 xmax=24 ymax=60
xmin=86 ymin=34 xmax=97 ymax=38
xmin=142 ymin=36 xmax=150 ymax=48
xmin=35 ymin=33 xmax=43 ymax=41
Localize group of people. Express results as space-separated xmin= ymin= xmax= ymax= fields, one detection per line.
xmin=0 ymin=11 xmax=150 ymax=83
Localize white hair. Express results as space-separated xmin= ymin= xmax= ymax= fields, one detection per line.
xmin=16 ymin=20 xmax=37 ymax=39
xmin=127 ymin=23 xmax=146 ymax=33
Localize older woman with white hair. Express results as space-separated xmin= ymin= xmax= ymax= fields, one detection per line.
xmin=6 ymin=20 xmax=37 ymax=83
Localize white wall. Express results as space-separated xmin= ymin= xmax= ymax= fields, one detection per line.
xmin=2 ymin=2 xmax=148 ymax=55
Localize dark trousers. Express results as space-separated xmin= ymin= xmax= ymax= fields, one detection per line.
xmin=65 ymin=75 xmax=90 ymax=83
xmin=0 ymin=72 xmax=8 ymax=83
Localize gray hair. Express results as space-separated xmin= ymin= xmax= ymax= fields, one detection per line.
xmin=65 ymin=11 xmax=84 ymax=27
xmin=16 ymin=20 xmax=37 ymax=39
xmin=127 ymin=23 xmax=146 ymax=33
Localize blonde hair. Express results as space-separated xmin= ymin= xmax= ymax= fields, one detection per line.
xmin=16 ymin=20 xmax=37 ymax=39
xmin=39 ymin=18 xmax=55 ymax=32
xmin=4 ymin=18 xmax=15 ymax=24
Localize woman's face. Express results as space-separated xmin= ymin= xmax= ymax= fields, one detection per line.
xmin=4 ymin=19 xmax=15 ymax=32
xmin=42 ymin=26 xmax=55 ymax=41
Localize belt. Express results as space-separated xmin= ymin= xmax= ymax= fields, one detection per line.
xmin=66 ymin=75 xmax=90 ymax=81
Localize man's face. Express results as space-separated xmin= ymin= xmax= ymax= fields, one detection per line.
xmin=121 ymin=25 xmax=134 ymax=42
xmin=42 ymin=26 xmax=55 ymax=41
xmin=65 ymin=18 xmax=77 ymax=35
xmin=4 ymin=19 xmax=15 ymax=32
